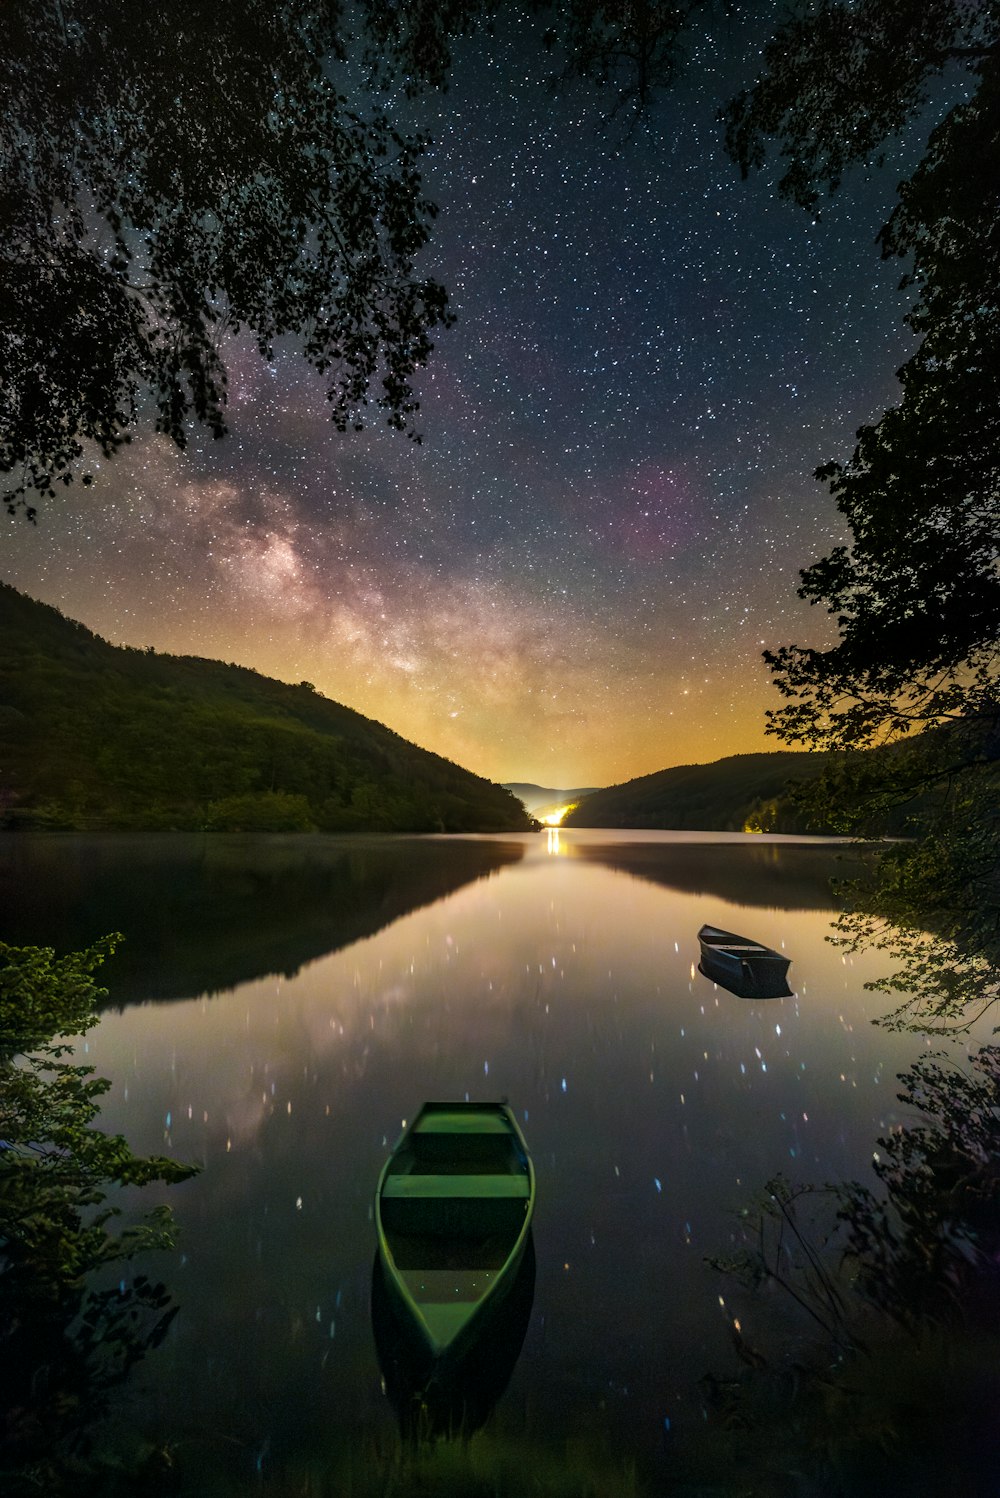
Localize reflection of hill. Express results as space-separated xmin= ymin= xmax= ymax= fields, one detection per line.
xmin=1 ymin=834 xmax=525 ymax=1004
xmin=571 ymin=838 xmax=871 ymax=911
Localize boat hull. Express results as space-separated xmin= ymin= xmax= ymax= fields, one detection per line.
xmin=697 ymin=924 xmax=793 ymax=999
xmin=372 ymin=1232 xmax=536 ymax=1439
xmin=375 ymin=1102 xmax=535 ymax=1368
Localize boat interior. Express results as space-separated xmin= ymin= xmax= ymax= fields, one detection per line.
xmin=380 ymin=1108 xmax=531 ymax=1276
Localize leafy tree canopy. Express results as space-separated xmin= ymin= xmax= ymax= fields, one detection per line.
xmin=725 ymin=0 xmax=1000 ymax=210
xmin=724 ymin=2 xmax=1000 ymax=752
xmin=728 ymin=1 xmax=1000 ymax=1000
xmin=0 ymin=938 xmax=196 ymax=1487
xmin=1 ymin=0 xmax=710 ymax=519
xmin=0 ymin=1 xmax=456 ymax=517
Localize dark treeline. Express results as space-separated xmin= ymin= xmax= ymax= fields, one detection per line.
xmin=0 ymin=584 xmax=532 ymax=835
xmin=565 ymin=741 xmax=1000 ymax=838
xmin=564 ymin=752 xmax=836 ymax=832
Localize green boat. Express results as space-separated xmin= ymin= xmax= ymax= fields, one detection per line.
xmin=375 ymin=1102 xmax=536 ymax=1366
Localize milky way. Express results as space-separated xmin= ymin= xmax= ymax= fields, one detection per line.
xmin=2 ymin=10 xmax=928 ymax=786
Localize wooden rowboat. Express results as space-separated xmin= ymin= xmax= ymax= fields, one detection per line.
xmin=697 ymin=924 xmax=793 ymax=998
xmin=371 ymin=1235 xmax=536 ymax=1440
xmin=375 ymin=1102 xmax=535 ymax=1366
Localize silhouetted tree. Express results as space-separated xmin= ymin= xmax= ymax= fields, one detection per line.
xmin=0 ymin=2 xmax=454 ymax=517
xmin=1 ymin=1 xmax=717 ymax=519
xmin=0 ymin=937 xmax=196 ymax=1491
xmin=723 ymin=1 xmax=1000 ymax=754
xmin=725 ymin=2 xmax=1000 ymax=983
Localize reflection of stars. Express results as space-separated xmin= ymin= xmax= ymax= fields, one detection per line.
xmin=2 ymin=11 xmax=920 ymax=785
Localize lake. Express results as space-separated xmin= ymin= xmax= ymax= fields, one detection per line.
xmin=1 ymin=830 xmax=952 ymax=1493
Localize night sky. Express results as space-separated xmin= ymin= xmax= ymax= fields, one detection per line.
xmin=2 ymin=11 xmax=926 ymax=788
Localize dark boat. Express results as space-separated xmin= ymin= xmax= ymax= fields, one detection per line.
xmin=374 ymin=1102 xmax=535 ymax=1367
xmin=697 ymin=924 xmax=793 ymax=999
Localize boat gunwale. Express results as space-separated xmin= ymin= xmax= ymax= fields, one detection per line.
xmin=697 ymin=923 xmax=789 ymax=967
xmin=374 ymin=1101 xmax=535 ymax=1360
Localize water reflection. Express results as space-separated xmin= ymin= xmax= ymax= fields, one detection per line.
xmin=4 ymin=831 xmax=962 ymax=1492
xmin=0 ymin=833 xmax=524 ymax=1003
xmin=696 ymin=1039 xmax=1000 ymax=1496
xmin=568 ymin=831 xmax=870 ymax=910
xmin=697 ymin=963 xmax=795 ymax=1001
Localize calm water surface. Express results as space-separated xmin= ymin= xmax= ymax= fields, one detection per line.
xmin=3 ymin=830 xmax=956 ymax=1491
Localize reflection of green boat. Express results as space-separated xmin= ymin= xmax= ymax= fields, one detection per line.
xmin=375 ymin=1102 xmax=535 ymax=1365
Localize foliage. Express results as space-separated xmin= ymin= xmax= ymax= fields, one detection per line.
xmin=709 ymin=1175 xmax=860 ymax=1355
xmin=705 ymin=1041 xmax=1000 ymax=1493
xmin=0 ymin=0 xmax=455 ymax=518
xmin=204 ymin=790 xmax=317 ymax=832
xmin=563 ymin=741 xmax=976 ymax=838
xmin=726 ymin=2 xmax=1000 ymax=1026
xmin=694 ymin=1319 xmax=1000 ymax=1497
xmin=1 ymin=0 xmax=723 ymax=520
xmin=725 ymin=0 xmax=1000 ymax=211
xmin=0 ymin=937 xmax=196 ymax=1492
xmin=714 ymin=1053 xmax=1000 ymax=1354
xmin=732 ymin=2 xmax=1000 ymax=742
xmin=535 ymin=0 xmax=705 ymax=115
xmin=358 ymin=0 xmax=708 ymax=105
xmin=0 ymin=583 xmax=533 ymax=834
xmin=563 ymin=750 xmax=840 ymax=832
xmin=736 ymin=4 xmax=1000 ymax=760
xmin=824 ymin=844 xmax=1000 ymax=1035
xmin=840 ymin=1045 xmax=1000 ymax=1322
xmin=780 ymin=731 xmax=1000 ymax=1030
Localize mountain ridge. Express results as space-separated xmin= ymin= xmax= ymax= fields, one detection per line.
xmin=0 ymin=583 xmax=533 ymax=834
xmin=502 ymin=781 xmax=603 ymax=813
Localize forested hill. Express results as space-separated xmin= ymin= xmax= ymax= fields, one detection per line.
xmin=562 ymin=752 xmax=835 ymax=833
xmin=0 ymin=584 xmax=533 ymax=834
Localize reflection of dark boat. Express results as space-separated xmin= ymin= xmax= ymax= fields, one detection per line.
xmin=697 ymin=924 xmax=793 ymax=999
xmin=374 ymin=1102 xmax=535 ymax=1368
xmin=371 ymin=1233 xmax=536 ymax=1441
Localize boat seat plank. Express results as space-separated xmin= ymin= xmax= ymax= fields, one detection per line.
xmin=382 ymin=1172 xmax=530 ymax=1199
xmin=412 ymin=1111 xmax=510 ymax=1134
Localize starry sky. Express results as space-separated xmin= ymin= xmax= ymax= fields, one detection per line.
xmin=2 ymin=9 xmax=927 ymax=788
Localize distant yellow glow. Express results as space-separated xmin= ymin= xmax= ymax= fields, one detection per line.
xmin=541 ymin=803 xmax=576 ymax=826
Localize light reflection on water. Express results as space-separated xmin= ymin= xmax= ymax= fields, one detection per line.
xmin=9 ymin=831 xmax=963 ymax=1487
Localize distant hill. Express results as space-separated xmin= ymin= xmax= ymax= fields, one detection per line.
xmin=0 ymin=584 xmax=533 ymax=834
xmin=503 ymin=782 xmax=603 ymax=814
xmin=562 ymin=752 xmax=835 ymax=832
